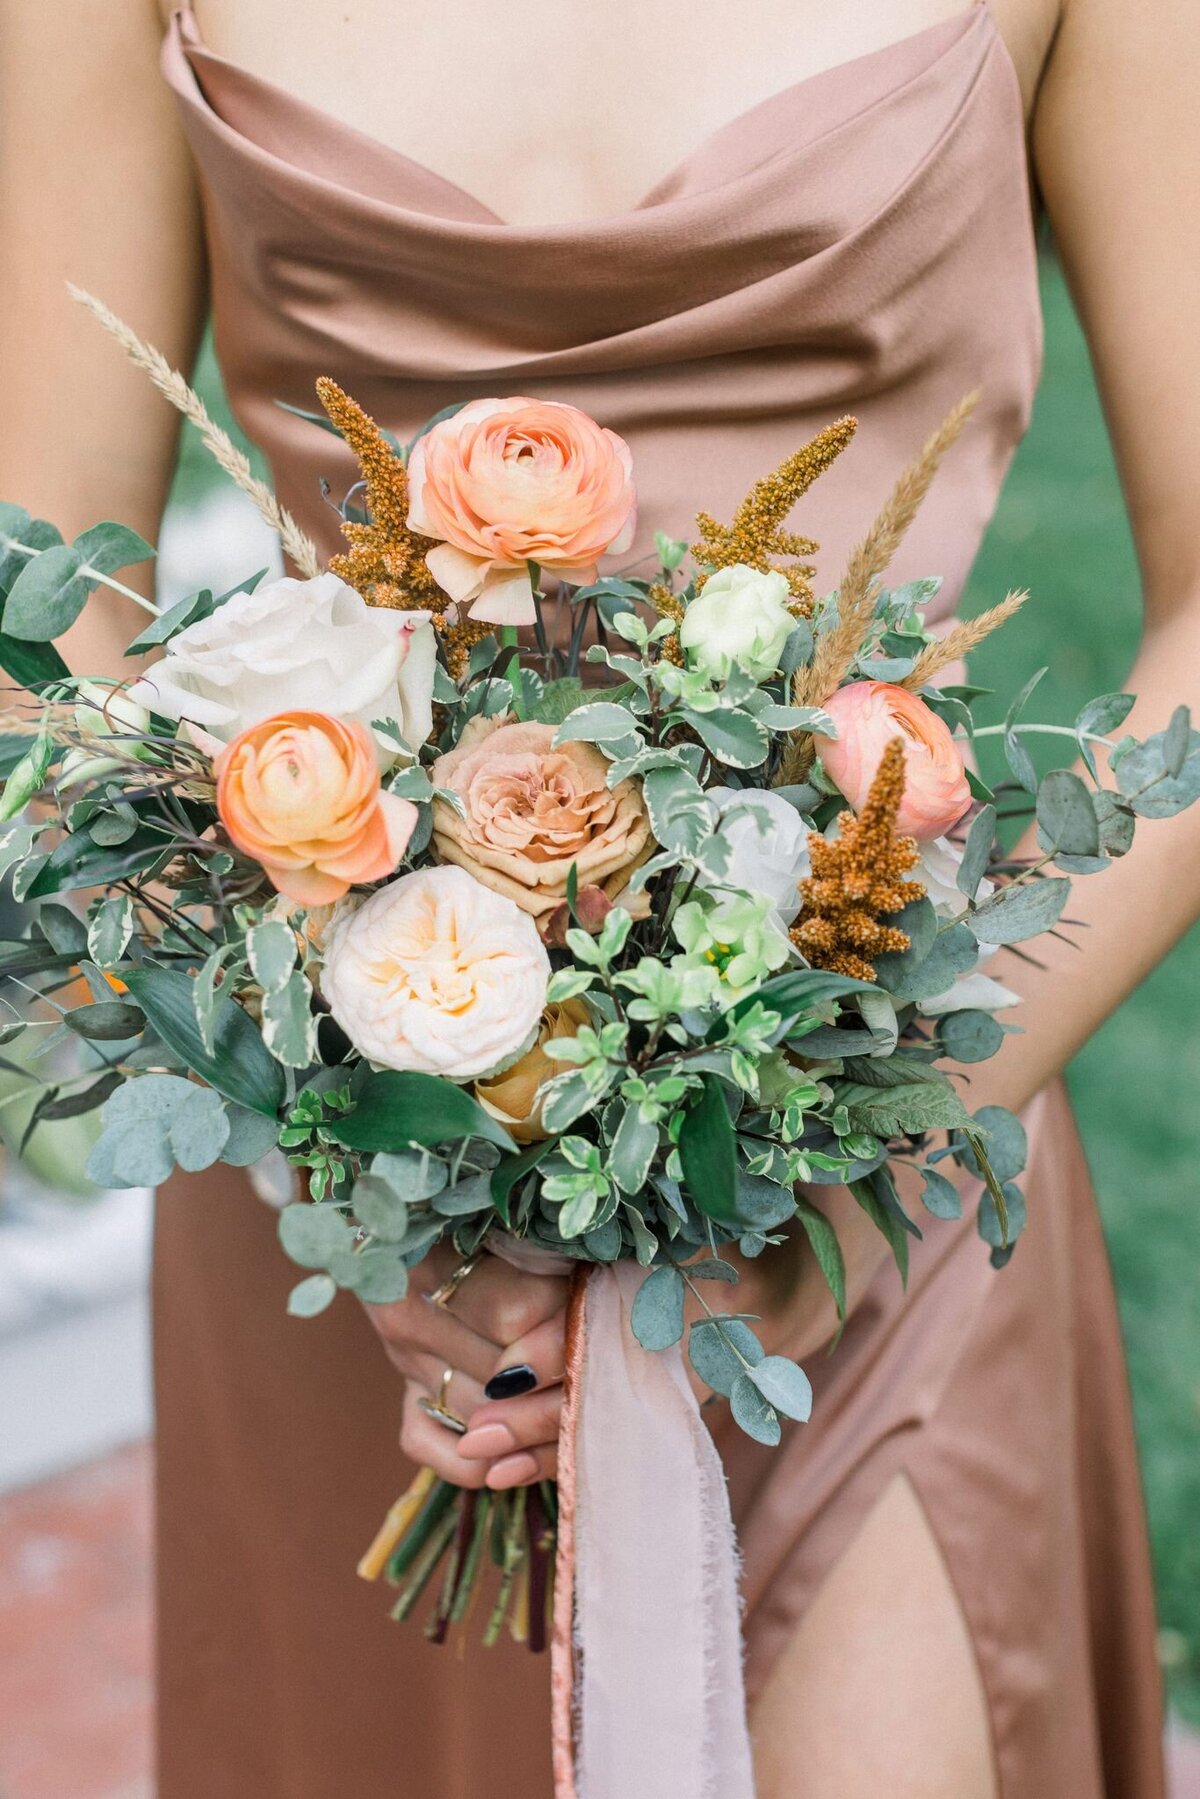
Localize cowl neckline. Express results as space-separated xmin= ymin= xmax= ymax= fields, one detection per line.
xmin=169 ymin=2 xmax=1007 ymax=237
xmin=160 ymin=0 xmax=1040 ymax=629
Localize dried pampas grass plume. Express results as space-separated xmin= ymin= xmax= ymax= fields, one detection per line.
xmin=67 ymin=284 xmax=322 ymax=578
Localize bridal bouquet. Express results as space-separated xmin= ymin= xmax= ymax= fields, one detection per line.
xmin=2 ymin=294 xmax=1198 ymax=1792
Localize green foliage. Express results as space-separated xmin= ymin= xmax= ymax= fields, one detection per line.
xmin=123 ymin=967 xmax=286 ymax=1116
xmin=842 ymin=1080 xmax=972 ymax=1140
xmin=86 ymin=1074 xmax=231 ymax=1187
xmin=746 ymin=1355 xmax=813 ymax=1422
xmin=678 ymin=1077 xmax=738 ymax=1224
xmin=937 ymin=1009 xmax=1006 ymax=1063
xmin=730 ymin=1372 xmax=782 ymax=1445
xmin=327 ymin=1071 xmax=517 ymax=1154
xmin=969 ymin=877 xmax=1070 ymax=945
xmin=0 ymin=721 xmax=54 ymax=822
xmin=630 ymin=1265 xmax=686 ymax=1350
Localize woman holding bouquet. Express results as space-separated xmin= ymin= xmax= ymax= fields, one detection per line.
xmin=1 ymin=0 xmax=1196 ymax=1793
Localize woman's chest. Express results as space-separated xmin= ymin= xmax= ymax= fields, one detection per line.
xmin=185 ymin=0 xmax=1055 ymax=227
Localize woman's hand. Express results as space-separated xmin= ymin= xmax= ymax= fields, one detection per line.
xmin=363 ymin=1245 xmax=569 ymax=1490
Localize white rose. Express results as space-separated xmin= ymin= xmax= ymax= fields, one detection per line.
xmin=321 ymin=864 xmax=550 ymax=1080
xmin=127 ymin=572 xmax=436 ymax=759
xmin=705 ymin=788 xmax=811 ymax=923
xmin=679 ymin=564 xmax=796 ymax=682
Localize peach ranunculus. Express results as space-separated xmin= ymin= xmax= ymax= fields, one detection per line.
xmin=320 ymin=865 xmax=551 ymax=1079
xmin=815 ymin=682 xmax=971 ymax=841
xmin=215 ymin=711 xmax=417 ymax=907
xmin=407 ymin=397 xmax=637 ymax=626
xmin=474 ymin=998 xmax=590 ymax=1142
xmin=429 ymin=715 xmax=652 ymax=920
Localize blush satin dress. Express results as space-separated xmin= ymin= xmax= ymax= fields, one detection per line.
xmin=153 ymin=6 xmax=1166 ymax=1793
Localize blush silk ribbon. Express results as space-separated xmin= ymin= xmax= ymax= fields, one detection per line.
xmin=489 ymin=1237 xmax=756 ymax=1798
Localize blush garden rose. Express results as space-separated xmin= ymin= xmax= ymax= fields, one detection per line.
xmin=407 ymin=397 xmax=636 ymax=626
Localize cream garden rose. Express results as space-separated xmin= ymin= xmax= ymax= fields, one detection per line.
xmin=429 ymin=715 xmax=652 ymax=919
xmin=407 ymin=397 xmax=636 ymax=626
xmin=128 ymin=571 xmax=437 ymax=759
xmin=679 ymin=564 xmax=796 ymax=682
xmin=320 ymin=864 xmax=550 ymax=1079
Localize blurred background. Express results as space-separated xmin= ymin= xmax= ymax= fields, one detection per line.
xmin=1 ymin=250 xmax=1197 ymax=1796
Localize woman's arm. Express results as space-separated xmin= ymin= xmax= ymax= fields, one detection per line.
xmin=715 ymin=0 xmax=1200 ymax=1369
xmin=0 ymin=0 xmax=207 ymax=675
xmin=975 ymin=0 xmax=1200 ymax=1105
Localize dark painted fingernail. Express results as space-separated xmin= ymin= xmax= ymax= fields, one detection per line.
xmin=485 ymin=1364 xmax=537 ymax=1401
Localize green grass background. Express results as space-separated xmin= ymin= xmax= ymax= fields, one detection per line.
xmin=176 ymin=254 xmax=1199 ymax=1718
xmin=960 ymin=256 xmax=1200 ymax=1722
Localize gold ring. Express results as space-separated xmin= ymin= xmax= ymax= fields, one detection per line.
xmin=417 ymin=1366 xmax=467 ymax=1435
xmin=426 ymin=1254 xmax=481 ymax=1311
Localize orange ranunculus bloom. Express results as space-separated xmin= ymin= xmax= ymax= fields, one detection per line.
xmin=816 ymin=681 xmax=971 ymax=841
xmin=407 ymin=397 xmax=636 ymax=626
xmin=214 ymin=711 xmax=417 ymax=906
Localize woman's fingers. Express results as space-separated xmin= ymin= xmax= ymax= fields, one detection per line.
xmin=399 ymin=1377 xmax=490 ymax=1488
xmin=458 ymin=1381 xmax=563 ymax=1464
xmin=447 ymin=1254 xmax=569 ymax=1351
xmin=486 ymin=1442 xmax=558 ymax=1491
xmin=363 ymin=1245 xmax=507 ymax=1387
xmin=481 ymin=1310 xmax=568 ymax=1400
xmin=366 ymin=1287 xmax=499 ymax=1389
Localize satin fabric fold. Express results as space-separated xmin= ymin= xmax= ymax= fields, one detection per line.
xmin=162 ymin=2 xmax=1040 ymax=627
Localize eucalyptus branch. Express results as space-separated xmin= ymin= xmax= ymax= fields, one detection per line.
xmin=675 ymin=1261 xmax=760 ymax=1374
xmin=969 ymin=722 xmax=1114 ymax=748
xmin=0 ymin=535 xmax=160 ymax=617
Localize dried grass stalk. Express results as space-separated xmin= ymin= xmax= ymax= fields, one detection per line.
xmin=68 ymin=285 xmax=321 ymax=577
xmin=898 ymin=589 xmax=1027 ymax=690
xmin=792 ymin=392 xmax=980 ymax=712
xmin=775 ymin=393 xmax=983 ymax=787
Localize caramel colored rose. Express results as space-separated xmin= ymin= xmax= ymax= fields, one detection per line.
xmin=429 ymin=716 xmax=652 ymax=918
xmin=473 ymin=999 xmax=590 ymax=1142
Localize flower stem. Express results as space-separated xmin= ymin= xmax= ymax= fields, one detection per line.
xmin=969 ymin=722 xmax=1113 ymax=748
xmin=498 ymin=625 xmax=526 ymax=719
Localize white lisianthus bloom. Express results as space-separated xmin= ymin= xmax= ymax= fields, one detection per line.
xmin=705 ymin=788 xmax=811 ymax=924
xmin=913 ymin=837 xmax=1019 ymax=1014
xmin=127 ymin=572 xmax=436 ymax=760
xmin=679 ymin=564 xmax=796 ymax=682
xmin=320 ymin=865 xmax=550 ymax=1080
